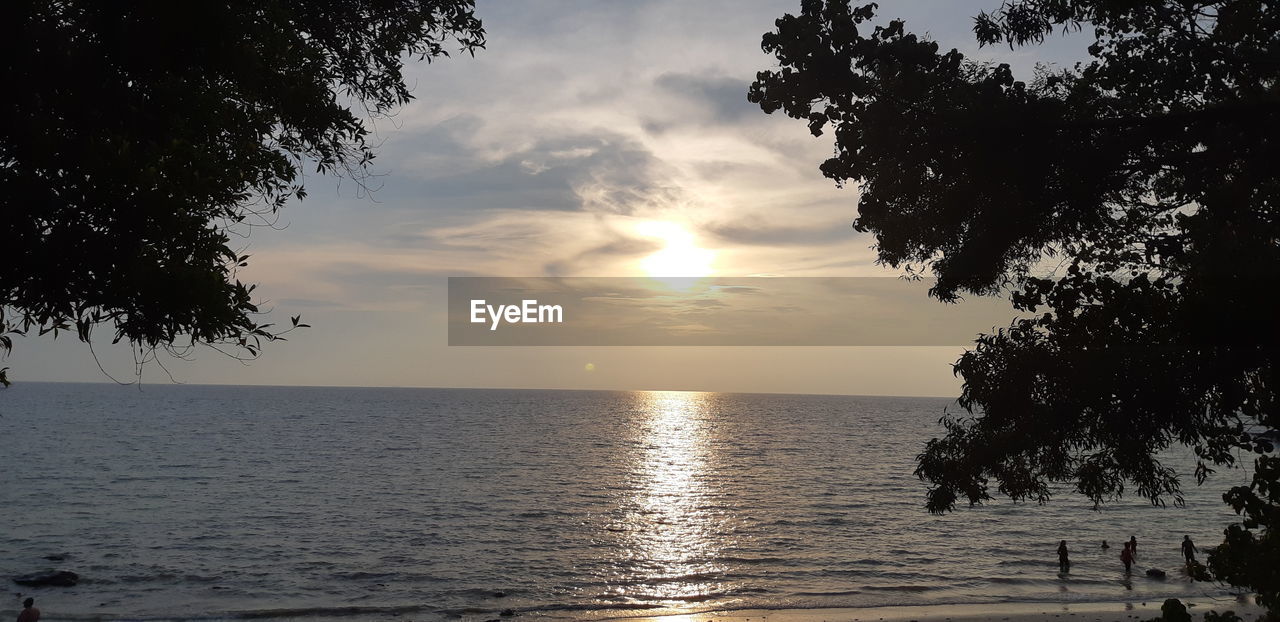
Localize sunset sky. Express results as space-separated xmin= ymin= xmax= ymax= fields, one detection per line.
xmin=14 ymin=1 xmax=1089 ymax=395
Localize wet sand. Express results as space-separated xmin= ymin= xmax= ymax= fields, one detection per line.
xmin=621 ymin=599 xmax=1266 ymax=622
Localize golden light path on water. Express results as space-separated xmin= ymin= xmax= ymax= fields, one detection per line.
xmin=618 ymin=390 xmax=727 ymax=608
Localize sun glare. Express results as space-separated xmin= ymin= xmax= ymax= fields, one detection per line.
xmin=636 ymin=221 xmax=715 ymax=278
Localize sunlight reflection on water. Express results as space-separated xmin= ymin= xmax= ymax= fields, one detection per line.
xmin=621 ymin=391 xmax=727 ymax=606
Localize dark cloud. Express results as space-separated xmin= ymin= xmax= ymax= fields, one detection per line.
xmin=654 ymin=71 xmax=756 ymax=120
xmin=705 ymin=221 xmax=858 ymax=247
xmin=382 ymin=119 xmax=673 ymax=216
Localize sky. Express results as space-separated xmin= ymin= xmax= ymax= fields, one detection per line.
xmin=10 ymin=1 xmax=1091 ymax=396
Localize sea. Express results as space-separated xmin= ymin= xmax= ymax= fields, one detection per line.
xmin=0 ymin=383 xmax=1255 ymax=620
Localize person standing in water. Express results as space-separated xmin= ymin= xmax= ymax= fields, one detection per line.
xmin=1101 ymin=540 xmax=1110 ymax=549
xmin=1182 ymin=535 xmax=1198 ymax=564
xmin=17 ymin=598 xmax=40 ymax=622
xmin=1129 ymin=535 xmax=1138 ymax=557
xmin=1121 ymin=541 xmax=1135 ymax=573
xmin=1057 ymin=540 xmax=1070 ymax=572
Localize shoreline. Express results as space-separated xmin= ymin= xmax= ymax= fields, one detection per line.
xmin=4 ymin=596 xmax=1264 ymax=621
xmin=594 ymin=599 xmax=1267 ymax=622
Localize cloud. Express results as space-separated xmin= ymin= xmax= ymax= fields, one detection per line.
xmin=234 ymin=1 xmax=913 ymax=309
xmin=643 ymin=71 xmax=757 ymax=134
xmin=543 ymin=235 xmax=664 ymax=276
xmin=24 ymin=0 xmax=1077 ymax=395
xmin=379 ymin=121 xmax=680 ymax=218
xmin=706 ymin=221 xmax=859 ymax=247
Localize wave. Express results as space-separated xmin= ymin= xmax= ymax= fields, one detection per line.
xmin=997 ymin=558 xmax=1053 ymax=567
xmin=717 ymin=556 xmax=790 ymax=565
xmin=111 ymin=573 xmax=222 ymax=584
xmin=437 ymin=602 xmax=666 ymax=617
xmin=986 ymin=576 xmax=1115 ymax=586
xmin=37 ymin=587 xmax=1233 ymax=621
xmin=234 ymin=604 xmax=428 ymax=619
xmin=109 ymin=475 xmax=212 ymax=482
xmin=329 ymin=570 xmax=445 ymax=583
xmin=832 ymin=557 xmax=891 ymax=567
xmin=513 ymin=509 xmax=573 ymax=519
xmin=605 ymin=571 xmax=726 ymax=586
xmin=648 ymin=571 xmax=724 ymax=584
xmin=34 ymin=605 xmax=431 ymax=621
xmin=791 ymin=589 xmax=863 ymax=597
xmin=622 ymin=592 xmax=732 ymax=603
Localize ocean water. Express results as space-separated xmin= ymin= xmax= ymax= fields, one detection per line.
xmin=0 ymin=383 xmax=1252 ymax=620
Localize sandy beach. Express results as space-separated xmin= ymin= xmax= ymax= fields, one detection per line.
xmin=615 ymin=600 xmax=1268 ymax=622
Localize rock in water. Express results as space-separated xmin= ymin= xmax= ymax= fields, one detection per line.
xmin=1146 ymin=568 xmax=1167 ymax=578
xmin=13 ymin=570 xmax=79 ymax=587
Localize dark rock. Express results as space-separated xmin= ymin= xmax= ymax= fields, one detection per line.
xmin=499 ymin=609 xmax=516 ymax=617
xmin=1160 ymin=598 xmax=1191 ymax=622
xmin=13 ymin=570 xmax=79 ymax=587
xmin=493 ymin=591 xmax=507 ymax=598
xmin=43 ymin=554 xmax=67 ymax=562
xmin=1146 ymin=568 xmax=1167 ymax=578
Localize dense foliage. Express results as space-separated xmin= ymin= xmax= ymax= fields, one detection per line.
xmin=751 ymin=0 xmax=1278 ymax=611
xmin=1 ymin=1 xmax=484 ymax=380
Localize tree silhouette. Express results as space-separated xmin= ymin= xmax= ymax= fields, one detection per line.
xmin=751 ymin=0 xmax=1278 ymax=611
xmin=1 ymin=1 xmax=484 ymax=383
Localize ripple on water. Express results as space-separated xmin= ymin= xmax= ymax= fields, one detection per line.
xmin=0 ymin=384 xmax=1251 ymax=620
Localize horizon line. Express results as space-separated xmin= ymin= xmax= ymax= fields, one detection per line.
xmin=5 ymin=379 xmax=961 ymax=401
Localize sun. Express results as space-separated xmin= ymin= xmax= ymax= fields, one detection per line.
xmin=635 ymin=221 xmax=715 ymax=278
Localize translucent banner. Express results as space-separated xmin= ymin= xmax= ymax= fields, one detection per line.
xmin=448 ymin=277 xmax=1016 ymax=346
